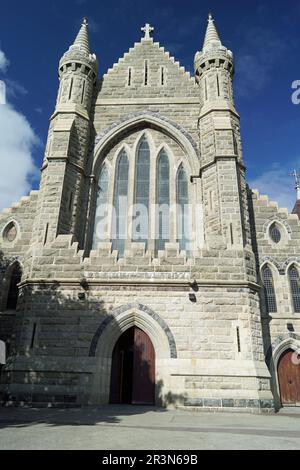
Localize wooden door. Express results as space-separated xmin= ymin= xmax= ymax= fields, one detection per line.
xmin=278 ymin=349 xmax=300 ymax=405
xmin=110 ymin=328 xmax=134 ymax=404
xmin=132 ymin=327 xmax=155 ymax=405
xmin=6 ymin=265 xmax=22 ymax=310
xmin=110 ymin=327 xmax=155 ymax=405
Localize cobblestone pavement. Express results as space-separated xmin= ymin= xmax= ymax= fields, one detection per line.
xmin=0 ymin=406 xmax=300 ymax=450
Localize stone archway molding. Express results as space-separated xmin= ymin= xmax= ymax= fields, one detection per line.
xmin=92 ymin=111 xmax=200 ymax=176
xmin=266 ymin=333 xmax=300 ymax=408
xmin=265 ymin=333 xmax=300 ymax=409
xmin=89 ymin=303 xmax=177 ymax=404
xmin=265 ymin=332 xmax=300 ymax=368
xmin=89 ymin=302 xmax=177 ymax=359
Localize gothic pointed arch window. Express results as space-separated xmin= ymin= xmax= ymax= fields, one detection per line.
xmin=112 ymin=150 xmax=129 ymax=256
xmin=269 ymin=223 xmax=282 ymax=244
xmin=133 ymin=135 xmax=150 ymax=248
xmin=288 ymin=265 xmax=300 ymax=313
xmin=262 ymin=265 xmax=277 ymax=313
xmin=3 ymin=221 xmax=17 ymax=243
xmin=156 ymin=149 xmax=170 ymax=254
xmin=177 ymin=165 xmax=190 ymax=255
xmin=6 ymin=263 xmax=22 ymax=311
xmin=93 ymin=165 xmax=109 ymax=249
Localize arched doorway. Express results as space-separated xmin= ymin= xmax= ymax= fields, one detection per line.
xmin=278 ymin=349 xmax=300 ymax=406
xmin=110 ymin=326 xmax=155 ymax=405
xmin=0 ymin=340 xmax=6 ymax=383
xmin=6 ymin=263 xmax=22 ymax=310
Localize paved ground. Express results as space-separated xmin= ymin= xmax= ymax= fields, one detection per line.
xmin=0 ymin=406 xmax=300 ymax=450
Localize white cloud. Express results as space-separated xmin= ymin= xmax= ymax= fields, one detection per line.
xmin=249 ymin=162 xmax=300 ymax=212
xmin=6 ymin=79 xmax=28 ymax=98
xmin=0 ymin=45 xmax=40 ymax=211
xmin=87 ymin=18 xmax=100 ymax=34
xmin=0 ymin=49 xmax=9 ymax=73
xmin=0 ymin=103 xmax=40 ymax=211
xmin=235 ymin=26 xmax=286 ymax=98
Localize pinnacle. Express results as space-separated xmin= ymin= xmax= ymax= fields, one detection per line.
xmin=291 ymin=170 xmax=300 ymax=201
xmin=203 ymin=12 xmax=222 ymax=51
xmin=72 ymin=17 xmax=91 ymax=55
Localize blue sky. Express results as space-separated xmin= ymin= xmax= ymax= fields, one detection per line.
xmin=0 ymin=0 xmax=299 ymax=210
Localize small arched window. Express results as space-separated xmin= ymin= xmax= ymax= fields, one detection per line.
xmin=177 ymin=165 xmax=190 ymax=255
xmin=262 ymin=266 xmax=277 ymax=313
xmin=270 ymin=223 xmax=281 ymax=244
xmin=93 ymin=165 xmax=109 ymax=249
xmin=289 ymin=266 xmax=300 ymax=313
xmin=133 ymin=136 xmax=150 ymax=248
xmin=156 ymin=149 xmax=170 ymax=254
xmin=112 ymin=150 xmax=129 ymax=257
xmin=6 ymin=263 xmax=22 ymax=310
xmin=3 ymin=222 xmax=17 ymax=243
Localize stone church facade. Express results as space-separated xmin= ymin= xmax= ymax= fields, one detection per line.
xmin=0 ymin=15 xmax=300 ymax=412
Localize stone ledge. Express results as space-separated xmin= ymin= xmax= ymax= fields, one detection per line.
xmin=252 ymin=188 xmax=299 ymax=222
xmin=96 ymin=98 xmax=199 ymax=105
xmin=1 ymin=393 xmax=81 ymax=408
xmin=184 ymin=398 xmax=275 ymax=413
xmin=0 ymin=190 xmax=39 ymax=217
xmin=18 ymin=277 xmax=261 ymax=291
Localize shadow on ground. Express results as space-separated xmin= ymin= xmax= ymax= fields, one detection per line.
xmin=0 ymin=404 xmax=171 ymax=429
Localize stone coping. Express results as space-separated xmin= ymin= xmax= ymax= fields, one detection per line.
xmin=18 ymin=277 xmax=261 ymax=291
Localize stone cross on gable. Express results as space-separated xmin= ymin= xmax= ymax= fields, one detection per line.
xmin=141 ymin=23 xmax=154 ymax=40
xmin=292 ymin=169 xmax=300 ymax=185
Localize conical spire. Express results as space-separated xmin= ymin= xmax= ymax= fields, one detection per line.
xmin=292 ymin=170 xmax=300 ymax=218
xmin=59 ymin=17 xmax=98 ymax=76
xmin=203 ymin=13 xmax=222 ymax=51
xmin=72 ymin=17 xmax=91 ymax=55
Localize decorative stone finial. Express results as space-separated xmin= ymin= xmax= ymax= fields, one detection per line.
xmin=291 ymin=170 xmax=300 ymax=200
xmin=141 ymin=23 xmax=154 ymax=40
xmin=59 ymin=16 xmax=98 ymax=74
xmin=202 ymin=12 xmax=222 ymax=51
xmin=83 ymin=17 xmax=88 ymax=26
xmin=71 ymin=18 xmax=91 ymax=55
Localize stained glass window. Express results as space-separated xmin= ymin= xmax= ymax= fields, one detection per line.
xmin=133 ymin=136 xmax=150 ymax=248
xmin=289 ymin=266 xmax=300 ymax=313
xmin=262 ymin=266 xmax=277 ymax=313
xmin=112 ymin=151 xmax=129 ymax=256
xmin=177 ymin=165 xmax=190 ymax=255
xmin=156 ymin=149 xmax=170 ymax=254
xmin=93 ymin=165 xmax=109 ymax=249
xmin=3 ymin=222 xmax=17 ymax=243
xmin=270 ymin=224 xmax=281 ymax=244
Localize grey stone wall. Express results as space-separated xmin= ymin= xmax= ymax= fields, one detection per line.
xmin=250 ymin=191 xmax=300 ymax=339
xmin=0 ymin=28 xmax=298 ymax=411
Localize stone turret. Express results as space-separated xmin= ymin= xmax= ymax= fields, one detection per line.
xmin=57 ymin=18 xmax=98 ymax=110
xmin=191 ymin=15 xmax=274 ymax=410
xmin=195 ymin=14 xmax=248 ymax=249
xmin=195 ymin=13 xmax=234 ymax=108
xmin=31 ymin=19 xmax=98 ymax=248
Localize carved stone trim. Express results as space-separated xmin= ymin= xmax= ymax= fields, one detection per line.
xmin=263 ymin=216 xmax=292 ymax=235
xmin=261 ymin=256 xmax=300 ymax=275
xmin=89 ymin=302 xmax=177 ymax=359
xmin=265 ymin=332 xmax=300 ymax=366
xmin=94 ymin=111 xmax=199 ymax=157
